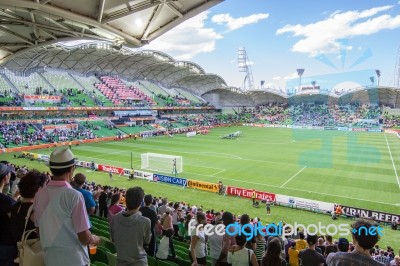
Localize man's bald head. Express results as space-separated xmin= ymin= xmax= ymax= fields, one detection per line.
xmin=74 ymin=173 xmax=86 ymax=187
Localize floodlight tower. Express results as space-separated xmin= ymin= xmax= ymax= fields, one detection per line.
xmin=375 ymin=69 xmax=381 ymax=87
xmin=296 ymin=68 xmax=305 ymax=92
xmin=394 ymin=46 xmax=400 ymax=88
xmin=238 ymin=47 xmax=255 ymax=91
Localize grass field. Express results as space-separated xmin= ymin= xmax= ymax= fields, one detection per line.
xmin=3 ymin=126 xmax=400 ymax=249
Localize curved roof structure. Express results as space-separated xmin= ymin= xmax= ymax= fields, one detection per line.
xmin=0 ymin=40 xmax=228 ymax=94
xmin=0 ymin=0 xmax=223 ymax=60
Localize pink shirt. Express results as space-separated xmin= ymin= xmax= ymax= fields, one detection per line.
xmin=33 ymin=180 xmax=91 ymax=265
xmin=34 ymin=180 xmax=89 ymax=233
xmin=108 ymin=204 xmax=123 ymax=223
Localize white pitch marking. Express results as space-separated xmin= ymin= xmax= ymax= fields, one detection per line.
xmin=211 ymin=169 xmax=226 ymax=177
xmin=280 ymin=166 xmax=307 ymax=188
xmin=384 ymin=133 xmax=400 ymax=190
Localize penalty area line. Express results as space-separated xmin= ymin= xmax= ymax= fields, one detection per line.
xmin=211 ymin=169 xmax=226 ymax=177
xmin=280 ymin=166 xmax=306 ymax=188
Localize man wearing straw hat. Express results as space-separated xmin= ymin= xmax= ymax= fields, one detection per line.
xmin=33 ymin=148 xmax=100 ymax=266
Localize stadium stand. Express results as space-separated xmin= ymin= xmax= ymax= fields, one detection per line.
xmin=95 ymin=76 xmax=156 ymax=106
xmin=70 ymin=74 xmax=114 ymax=107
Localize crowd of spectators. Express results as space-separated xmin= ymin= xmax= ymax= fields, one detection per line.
xmin=0 ymin=121 xmax=101 ymax=147
xmin=245 ymin=102 xmax=382 ymax=127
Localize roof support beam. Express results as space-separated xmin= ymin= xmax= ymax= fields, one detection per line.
xmin=102 ymin=1 xmax=161 ymax=23
xmin=39 ymin=0 xmax=51 ymax=4
xmin=0 ymin=1 xmax=141 ymax=46
xmin=165 ymin=2 xmax=183 ymax=18
xmin=97 ymin=0 xmax=105 ymax=23
xmin=142 ymin=3 xmax=164 ymax=39
xmin=0 ymin=16 xmax=111 ymax=41
xmin=0 ymin=26 xmax=35 ymax=45
xmin=147 ymin=0 xmax=223 ymax=40
xmin=29 ymin=12 xmax=40 ymax=41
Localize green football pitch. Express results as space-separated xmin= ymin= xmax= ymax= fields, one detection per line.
xmin=3 ymin=126 xmax=400 ymax=249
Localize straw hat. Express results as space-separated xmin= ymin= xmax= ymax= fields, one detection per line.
xmin=49 ymin=149 xmax=75 ymax=169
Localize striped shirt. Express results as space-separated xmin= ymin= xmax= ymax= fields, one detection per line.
xmin=255 ymin=238 xmax=266 ymax=261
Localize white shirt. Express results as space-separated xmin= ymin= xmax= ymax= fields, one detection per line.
xmin=227 ymin=248 xmax=254 ymax=266
xmin=156 ymin=236 xmax=171 ymax=260
xmin=171 ymin=210 xmax=179 ymax=225
xmin=189 ymin=227 xmax=206 ymax=259
xmin=11 ymin=177 xmax=20 ymax=195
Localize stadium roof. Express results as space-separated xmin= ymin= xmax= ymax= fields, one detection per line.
xmin=0 ymin=0 xmax=223 ymax=59
xmin=0 ymin=40 xmax=228 ymax=94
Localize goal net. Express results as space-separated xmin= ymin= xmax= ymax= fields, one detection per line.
xmin=141 ymin=153 xmax=183 ymax=173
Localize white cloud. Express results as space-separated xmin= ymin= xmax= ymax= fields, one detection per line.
xmin=284 ymin=72 xmax=298 ymax=80
xmin=144 ymin=12 xmax=222 ymax=60
xmin=276 ymin=5 xmax=400 ymax=56
xmin=212 ymin=13 xmax=269 ymax=31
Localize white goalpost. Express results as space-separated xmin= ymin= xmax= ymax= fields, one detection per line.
xmin=141 ymin=153 xmax=183 ymax=174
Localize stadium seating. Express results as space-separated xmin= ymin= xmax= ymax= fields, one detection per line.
xmin=42 ymin=71 xmax=80 ymax=92
xmin=61 ymin=88 xmax=96 ymax=107
xmin=5 ymin=71 xmax=53 ymax=95
xmin=79 ymin=121 xmax=121 ymax=137
xmin=95 ymin=76 xmax=156 ymax=106
xmin=71 ymin=74 xmax=114 ymax=106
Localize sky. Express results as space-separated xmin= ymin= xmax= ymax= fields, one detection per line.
xmin=144 ymin=0 xmax=400 ymax=90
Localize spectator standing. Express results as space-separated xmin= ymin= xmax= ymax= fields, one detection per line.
xmin=337 ymin=238 xmax=349 ymax=253
xmin=326 ymin=219 xmax=384 ymax=266
xmin=324 ymin=235 xmax=338 ymax=257
xmin=295 ymin=232 xmax=307 ymax=251
xmin=208 ymin=216 xmax=224 ymax=266
xmin=73 ymin=173 xmax=96 ymax=215
xmin=189 ymin=212 xmax=208 ymax=266
xmin=288 ymin=242 xmax=300 ymax=266
xmin=227 ymin=234 xmax=258 ymax=266
xmin=299 ymin=234 xmax=325 ymax=266
xmin=10 ymin=171 xmax=47 ymax=246
xmin=255 ymin=233 xmax=267 ymax=265
xmin=157 ymin=198 xmax=168 ymax=215
xmin=0 ymin=163 xmax=17 ymax=266
xmin=317 ymin=237 xmax=326 ymax=255
xmin=10 ymin=168 xmax=27 ymax=195
xmin=262 ymin=237 xmax=286 ymax=266
xmin=108 ymin=193 xmax=123 ymax=223
xmin=161 ymin=207 xmax=173 ymax=232
xmin=374 ymin=250 xmax=390 ymax=265
xmin=33 ymin=149 xmax=100 ymax=266
xmin=216 ymin=211 xmax=237 ymax=265
xmin=110 ymin=187 xmax=151 ymax=266
xmin=98 ymin=186 xmax=109 ymax=218
xmin=171 ymin=202 xmax=182 ymax=235
xmin=139 ymin=194 xmax=159 ymax=257
xmin=389 ymin=256 xmax=400 ymax=266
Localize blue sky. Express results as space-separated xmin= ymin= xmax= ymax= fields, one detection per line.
xmin=145 ymin=0 xmax=400 ymax=90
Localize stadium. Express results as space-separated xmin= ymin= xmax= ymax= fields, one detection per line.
xmin=0 ymin=0 xmax=399 ymax=266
